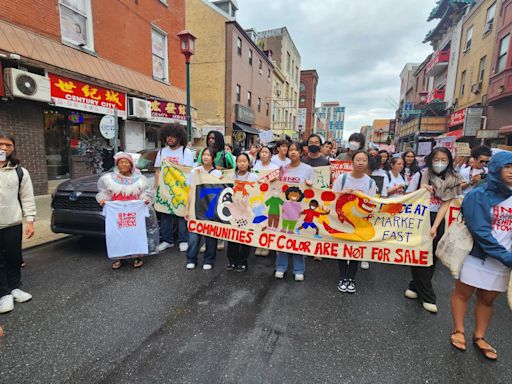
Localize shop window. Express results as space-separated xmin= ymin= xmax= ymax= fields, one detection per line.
xmin=152 ymin=27 xmax=169 ymax=82
xmin=497 ymin=34 xmax=510 ymax=73
xmin=59 ymin=0 xmax=94 ymax=51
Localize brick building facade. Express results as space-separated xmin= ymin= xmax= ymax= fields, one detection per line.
xmin=299 ymin=70 xmax=319 ymax=139
xmin=0 ymin=0 xmax=187 ymax=195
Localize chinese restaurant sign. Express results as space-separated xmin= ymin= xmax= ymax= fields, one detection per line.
xmin=149 ymin=99 xmax=187 ymax=123
xmin=49 ymin=73 xmax=127 ymax=118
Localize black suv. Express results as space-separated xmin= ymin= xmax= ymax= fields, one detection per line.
xmin=51 ymin=150 xmax=158 ymax=237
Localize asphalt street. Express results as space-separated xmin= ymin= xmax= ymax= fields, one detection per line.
xmin=0 ymin=237 xmax=511 ymax=384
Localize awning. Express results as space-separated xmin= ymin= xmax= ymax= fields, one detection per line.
xmin=0 ymin=20 xmax=187 ymax=105
xmin=436 ymin=129 xmax=463 ymax=139
xmin=233 ymin=122 xmax=260 ymax=135
xmin=499 ymin=125 xmax=512 ymax=135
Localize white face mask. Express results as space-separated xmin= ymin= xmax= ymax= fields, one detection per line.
xmin=432 ymin=161 xmax=448 ymax=174
xmin=348 ymin=141 xmax=360 ymax=151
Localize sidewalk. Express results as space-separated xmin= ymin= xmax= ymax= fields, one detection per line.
xmin=22 ymin=184 xmax=70 ymax=250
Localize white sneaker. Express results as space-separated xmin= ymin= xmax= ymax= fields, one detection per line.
xmin=11 ymin=289 xmax=32 ymax=303
xmin=423 ymin=302 xmax=438 ymax=313
xmin=295 ymin=274 xmax=304 ymax=282
xmin=274 ymin=271 xmax=284 ymax=279
xmin=158 ymin=241 xmax=173 ymax=252
xmin=217 ymin=241 xmax=225 ymax=251
xmin=179 ymin=243 xmax=189 ymax=252
xmin=0 ymin=295 xmax=14 ymax=313
xmin=404 ymin=289 xmax=418 ymax=299
xmin=200 ymin=243 xmax=206 ymax=253
xmin=361 ymin=261 xmax=370 ymax=270
xmin=186 ymin=263 xmax=196 ymax=270
xmin=203 ymin=264 xmax=213 ymax=270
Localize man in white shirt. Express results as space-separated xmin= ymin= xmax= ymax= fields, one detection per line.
xmin=154 ymin=123 xmax=195 ymax=252
xmin=460 ymin=145 xmax=491 ymax=196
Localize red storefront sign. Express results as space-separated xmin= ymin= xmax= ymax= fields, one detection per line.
xmin=49 ymin=73 xmax=127 ymax=118
xmin=149 ymin=99 xmax=187 ymax=123
xmin=449 ymin=108 xmax=466 ymax=127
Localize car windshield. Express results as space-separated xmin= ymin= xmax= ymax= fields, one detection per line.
xmin=133 ymin=150 xmax=158 ymax=173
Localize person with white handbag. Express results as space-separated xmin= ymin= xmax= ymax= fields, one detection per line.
xmin=450 ymin=151 xmax=512 ymax=361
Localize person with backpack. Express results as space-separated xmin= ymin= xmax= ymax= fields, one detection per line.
xmin=332 ymin=150 xmax=377 ymax=293
xmin=154 ymin=123 xmax=195 ymax=253
xmin=0 ymin=132 xmax=36 ymax=314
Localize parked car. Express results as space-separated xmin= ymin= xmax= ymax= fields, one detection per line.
xmin=51 ymin=149 xmax=158 ymax=237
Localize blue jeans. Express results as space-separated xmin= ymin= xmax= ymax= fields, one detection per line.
xmin=160 ymin=213 xmax=188 ymax=244
xmin=187 ymin=232 xmax=218 ymax=266
xmin=276 ymin=252 xmax=305 ymax=274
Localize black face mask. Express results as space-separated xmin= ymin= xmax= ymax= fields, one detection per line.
xmin=308 ymin=145 xmax=320 ymax=154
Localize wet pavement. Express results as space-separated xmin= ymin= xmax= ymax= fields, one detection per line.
xmin=1 ymin=237 xmax=511 ymax=384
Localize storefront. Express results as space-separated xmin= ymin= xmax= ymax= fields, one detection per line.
xmin=233 ymin=104 xmax=260 ymax=150
xmin=45 ymin=73 xmax=127 ymax=179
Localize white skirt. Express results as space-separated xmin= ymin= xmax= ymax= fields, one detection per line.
xmin=459 ymin=255 xmax=511 ymax=292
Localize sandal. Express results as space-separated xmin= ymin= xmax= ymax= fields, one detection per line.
xmin=133 ymin=258 xmax=144 ymax=268
xmin=450 ymin=330 xmax=466 ymax=351
xmin=473 ymin=336 xmax=497 ymax=360
xmin=112 ymin=260 xmax=123 ymax=270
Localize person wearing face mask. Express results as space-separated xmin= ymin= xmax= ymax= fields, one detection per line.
xmin=337 ymin=133 xmax=365 ymax=160
xmin=301 ymin=134 xmax=330 ymax=167
xmin=406 ymin=147 xmax=464 ymax=313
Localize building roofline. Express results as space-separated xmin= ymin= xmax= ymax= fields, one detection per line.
xmin=200 ymin=0 xmax=235 ymax=21
xmin=226 ymin=20 xmax=274 ymax=68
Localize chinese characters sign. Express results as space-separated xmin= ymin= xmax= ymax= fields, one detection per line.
xmin=49 ymin=73 xmax=127 ymax=118
xmin=149 ymin=99 xmax=187 ymax=123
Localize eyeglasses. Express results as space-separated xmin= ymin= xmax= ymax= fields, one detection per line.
xmin=479 ymin=160 xmax=489 ymax=164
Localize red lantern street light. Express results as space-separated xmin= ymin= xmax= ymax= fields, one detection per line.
xmin=178 ymin=30 xmax=197 ymax=142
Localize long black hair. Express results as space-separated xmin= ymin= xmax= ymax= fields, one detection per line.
xmin=161 ymin=123 xmax=188 ymax=148
xmin=401 ymin=149 xmax=420 ymax=176
xmin=206 ymin=130 xmax=225 ymax=158
xmin=426 ymin=147 xmax=455 ymax=177
xmin=378 ymin=149 xmax=390 ymax=170
xmin=0 ymin=131 xmax=20 ymax=165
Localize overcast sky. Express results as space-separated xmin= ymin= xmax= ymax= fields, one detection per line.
xmin=236 ymin=0 xmax=438 ymax=140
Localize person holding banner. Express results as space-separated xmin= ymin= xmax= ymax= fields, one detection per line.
xmin=253 ymin=146 xmax=278 ymax=257
xmin=185 ymin=148 xmax=223 ymax=270
xmin=226 ymin=153 xmax=259 ymax=272
xmin=406 ymin=147 xmax=463 ymax=313
xmin=274 ymin=142 xmax=314 ymax=281
xmin=386 ymin=157 xmax=407 ymax=198
xmin=155 ymin=124 xmax=195 ymax=253
xmin=332 ymin=150 xmax=377 ymax=293
xmin=449 ymin=151 xmax=512 ymax=360
xmin=97 ymin=152 xmax=154 ymax=269
xmin=207 ymin=130 xmax=235 ymax=171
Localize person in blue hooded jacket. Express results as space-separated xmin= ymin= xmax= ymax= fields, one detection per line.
xmin=450 ymin=151 xmax=512 ymax=360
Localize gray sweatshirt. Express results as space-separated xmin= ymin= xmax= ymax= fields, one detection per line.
xmin=0 ymin=163 xmax=36 ymax=228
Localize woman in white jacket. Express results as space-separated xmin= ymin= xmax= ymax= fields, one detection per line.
xmin=0 ymin=132 xmax=36 ymax=314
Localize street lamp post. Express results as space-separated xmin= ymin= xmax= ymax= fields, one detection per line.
xmin=178 ymin=30 xmax=197 ymax=143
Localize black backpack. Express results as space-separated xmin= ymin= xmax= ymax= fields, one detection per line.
xmin=16 ymin=165 xmax=24 ymax=205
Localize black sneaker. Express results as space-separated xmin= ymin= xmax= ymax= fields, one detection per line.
xmin=226 ymin=264 xmax=235 ymax=271
xmin=233 ymin=264 xmax=247 ymax=272
xmin=337 ymin=279 xmax=348 ymax=292
xmin=346 ymin=279 xmax=356 ymax=293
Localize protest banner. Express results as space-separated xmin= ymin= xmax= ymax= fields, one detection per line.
xmin=154 ymin=160 xmax=192 ymax=217
xmin=330 ymin=160 xmax=353 ymax=187
xmin=188 ymin=172 xmax=433 ymax=266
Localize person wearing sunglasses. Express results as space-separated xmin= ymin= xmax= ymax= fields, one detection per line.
xmin=460 ymin=145 xmax=492 ymax=196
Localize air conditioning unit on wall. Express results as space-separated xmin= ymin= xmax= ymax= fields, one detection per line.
xmin=127 ymin=97 xmax=151 ymax=120
xmin=4 ymin=68 xmax=51 ymax=102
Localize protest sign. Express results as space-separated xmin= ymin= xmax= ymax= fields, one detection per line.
xmin=330 ymin=160 xmax=353 ymax=187
xmin=188 ymin=172 xmax=433 ymax=266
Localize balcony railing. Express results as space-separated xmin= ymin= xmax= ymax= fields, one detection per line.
xmin=426 ymin=88 xmax=445 ymax=103
xmin=425 ymin=49 xmax=450 ymax=76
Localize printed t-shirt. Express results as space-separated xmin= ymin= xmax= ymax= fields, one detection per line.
xmin=387 ymin=172 xmax=407 ymax=198
xmin=271 ymin=155 xmax=291 ymax=168
xmin=154 ymin=146 xmax=195 ymax=168
xmin=103 ymin=200 xmax=149 ymax=259
xmin=279 ymin=163 xmax=314 ymax=184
